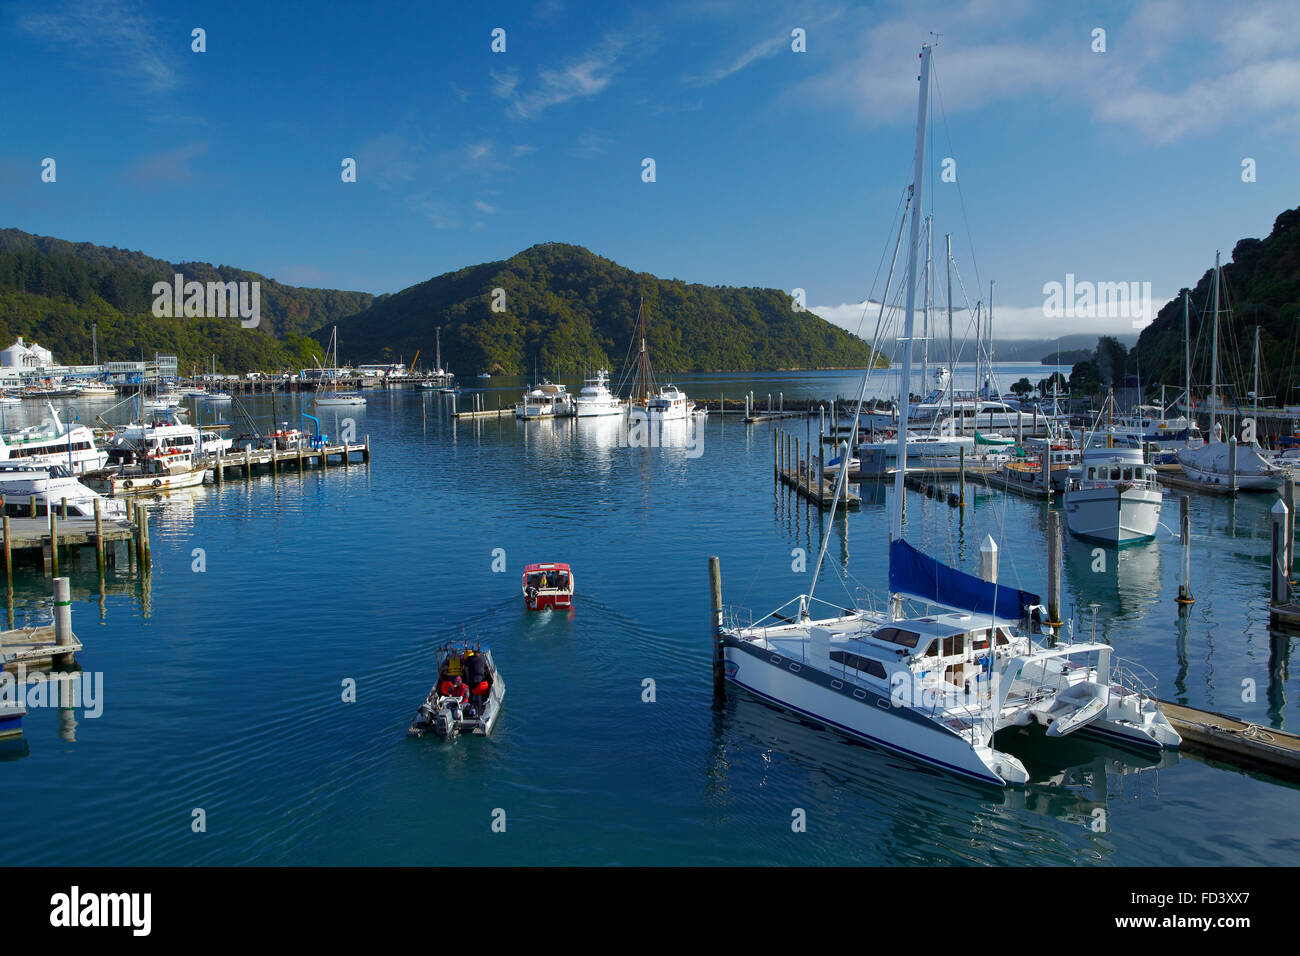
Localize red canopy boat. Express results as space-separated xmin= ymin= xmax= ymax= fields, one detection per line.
xmin=522 ymin=563 xmax=574 ymax=611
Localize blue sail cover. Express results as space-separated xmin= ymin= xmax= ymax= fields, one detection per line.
xmin=889 ymin=538 xmax=1039 ymax=622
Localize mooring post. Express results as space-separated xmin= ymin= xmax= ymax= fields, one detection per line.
xmin=1046 ymin=510 xmax=1062 ymax=630
xmin=93 ymin=496 xmax=103 ymax=569
xmin=141 ymin=505 xmax=150 ymax=570
xmin=29 ymin=493 xmax=36 ymax=518
xmin=365 ymin=434 xmax=371 ymax=466
xmin=819 ymin=439 xmax=825 ymax=493
xmin=49 ymin=507 xmax=58 ymax=577
xmin=1284 ymin=473 xmax=1294 ymax=572
xmin=779 ymin=392 xmax=783 ymax=413
xmin=1177 ymin=495 xmax=1194 ymax=607
xmin=215 ymin=451 xmax=223 ymax=484
xmin=1272 ymin=498 xmax=1290 ymax=606
xmin=773 ymin=428 xmax=779 ymax=480
xmin=60 ymin=496 xmax=67 ymax=520
xmin=2 ymin=514 xmax=10 ymax=584
xmin=708 ymin=556 xmax=725 ymax=702
xmin=245 ymin=445 xmax=252 ymax=481
xmin=53 ymin=576 xmax=73 ymax=667
xmin=980 ymin=533 xmax=998 ymax=583
xmin=840 ymin=440 xmax=850 ymax=505
xmin=959 ymin=445 xmax=966 ymax=508
xmin=1040 ymin=448 xmax=1050 ymax=495
xmin=1228 ymin=435 xmax=1238 ymax=495
xmin=767 ymin=393 xmax=772 ymax=415
xmin=795 ymin=437 xmax=801 ymax=486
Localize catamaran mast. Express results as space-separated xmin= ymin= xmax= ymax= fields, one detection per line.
xmin=922 ymin=215 xmax=932 ymax=394
xmin=1253 ymin=325 xmax=1261 ymax=429
xmin=892 ymin=43 xmax=932 ymax=542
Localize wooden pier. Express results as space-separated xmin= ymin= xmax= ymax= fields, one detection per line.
xmin=211 ymin=439 xmax=370 ymax=482
xmin=777 ymin=465 xmax=861 ymax=509
xmin=1158 ymin=700 xmax=1300 ymax=780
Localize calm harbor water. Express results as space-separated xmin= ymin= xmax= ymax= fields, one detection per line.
xmin=1 ymin=367 xmax=1297 ymax=866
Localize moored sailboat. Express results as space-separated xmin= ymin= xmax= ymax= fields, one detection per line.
xmin=714 ymin=45 xmax=1178 ymax=786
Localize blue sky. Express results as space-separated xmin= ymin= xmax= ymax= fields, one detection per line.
xmin=2 ymin=0 xmax=1297 ymax=339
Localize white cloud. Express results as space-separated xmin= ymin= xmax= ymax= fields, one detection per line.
xmin=17 ymin=0 xmax=177 ymax=92
xmin=502 ymin=35 xmax=626 ymax=119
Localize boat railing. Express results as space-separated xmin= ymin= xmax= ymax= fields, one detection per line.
xmin=1111 ymin=656 xmax=1158 ymax=701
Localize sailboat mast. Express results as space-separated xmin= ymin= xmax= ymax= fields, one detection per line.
xmin=436 ymin=326 xmax=441 ymax=375
xmin=1183 ymin=290 xmax=1191 ymax=447
xmin=1253 ymin=325 xmax=1260 ymax=429
xmin=946 ymin=234 xmax=954 ymax=428
xmin=1210 ymin=252 xmax=1220 ymax=437
xmin=892 ymin=43 xmax=932 ymax=542
xmin=639 ymin=298 xmax=647 ymax=405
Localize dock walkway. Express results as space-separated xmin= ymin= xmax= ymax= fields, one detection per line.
xmin=211 ymin=440 xmax=369 ymax=482
xmin=1159 ymin=700 xmax=1300 ymax=779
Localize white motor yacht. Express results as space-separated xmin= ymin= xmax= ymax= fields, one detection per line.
xmin=574 ymin=370 xmax=624 ymax=417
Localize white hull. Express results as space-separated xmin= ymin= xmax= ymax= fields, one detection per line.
xmin=1177 ymin=440 xmax=1283 ymax=490
xmin=575 ymin=401 xmax=624 ymax=417
xmin=723 ymin=639 xmax=1012 ymax=786
xmin=1064 ymin=486 xmax=1162 ymax=544
xmin=110 ymin=466 xmax=207 ymax=496
xmin=859 ymin=435 xmax=976 ymax=460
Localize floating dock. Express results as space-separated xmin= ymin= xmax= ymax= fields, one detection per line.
xmin=211 ymin=440 xmax=370 ymax=482
xmin=1 ymin=578 xmax=80 ymax=674
xmin=1159 ymin=700 xmax=1300 ymax=780
xmin=777 ymin=466 xmax=861 ymax=509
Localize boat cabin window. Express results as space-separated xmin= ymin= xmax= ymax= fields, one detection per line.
xmin=1122 ymin=467 xmax=1133 ymax=480
xmin=830 ymin=650 xmax=886 ymax=679
xmin=873 ymin=626 xmax=921 ymax=649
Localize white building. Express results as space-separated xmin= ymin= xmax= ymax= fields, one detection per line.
xmin=1 ymin=336 xmax=54 ymax=369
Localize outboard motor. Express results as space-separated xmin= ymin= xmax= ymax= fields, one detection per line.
xmin=525 ymin=585 xmax=539 ymax=608
xmin=434 ymin=705 xmax=456 ymax=738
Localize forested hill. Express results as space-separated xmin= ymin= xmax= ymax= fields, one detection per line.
xmin=1135 ymin=206 xmax=1300 ymax=398
xmin=0 ymin=227 xmax=375 ymax=370
xmin=315 ymin=242 xmax=880 ymax=375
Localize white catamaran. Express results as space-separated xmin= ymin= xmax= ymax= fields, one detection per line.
xmin=715 ymin=45 xmax=1179 ymax=787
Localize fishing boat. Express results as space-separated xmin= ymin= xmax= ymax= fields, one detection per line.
xmin=997 ymin=438 xmax=1079 ymax=494
xmin=0 ymin=700 xmax=24 ymax=739
xmin=0 ymin=403 xmax=108 ymax=475
xmin=522 ymin=562 xmax=574 ymax=610
xmin=0 ymin=463 xmax=129 ymax=520
xmin=0 ymin=393 xmax=21 ymax=407
xmin=477 ymin=372 xmax=492 ymax=380
xmin=574 ymin=369 xmax=623 ymax=417
xmin=1176 ymin=254 xmax=1283 ymax=491
xmin=1064 ymin=446 xmax=1163 ymax=545
xmin=313 ymin=327 xmax=367 ymax=408
xmin=715 ymin=45 xmax=1179 ymax=787
xmin=514 ymin=382 xmax=574 ymax=419
xmin=407 ymin=642 xmax=505 ymax=739
xmin=77 ymin=383 xmax=117 ymax=399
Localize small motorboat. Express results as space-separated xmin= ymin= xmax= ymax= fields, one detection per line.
xmin=0 ymin=699 xmax=25 ymax=739
xmin=408 ymin=642 xmax=505 ymax=739
xmin=522 ymin=562 xmax=574 ymax=610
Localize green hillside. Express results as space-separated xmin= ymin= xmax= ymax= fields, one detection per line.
xmin=0 ymin=227 xmax=375 ymax=370
xmin=315 ymin=242 xmax=880 ymax=375
xmin=1134 ymin=206 xmax=1300 ymax=401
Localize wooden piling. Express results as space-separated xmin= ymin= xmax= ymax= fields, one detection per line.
xmin=93 ymin=496 xmax=104 ymax=569
xmin=140 ymin=505 xmax=150 ymax=570
xmin=773 ymin=428 xmax=779 ymax=479
xmin=708 ymin=556 xmax=725 ymax=702
xmin=60 ymin=496 xmax=67 ymax=520
xmin=2 ymin=514 xmax=10 ymax=584
xmin=959 ymin=446 xmax=966 ymax=508
xmin=1046 ymin=510 xmax=1062 ymax=628
xmin=365 ymin=434 xmax=371 ymax=465
xmin=49 ymin=507 xmax=58 ymax=576
xmin=1177 ymin=495 xmax=1194 ymax=606
xmin=29 ymin=493 xmax=36 ymax=518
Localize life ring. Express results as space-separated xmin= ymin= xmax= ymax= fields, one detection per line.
xmin=168 ymin=447 xmax=178 ymax=455
xmin=123 ymin=479 xmax=133 ymax=488
xmin=152 ymin=478 xmax=162 ymax=487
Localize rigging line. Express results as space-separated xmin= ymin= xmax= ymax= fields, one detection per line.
xmin=805 ymin=187 xmax=915 ymax=612
xmin=929 ymin=62 xmax=982 ymax=294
